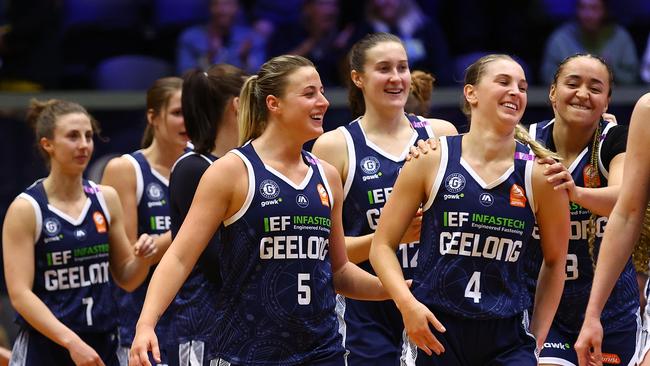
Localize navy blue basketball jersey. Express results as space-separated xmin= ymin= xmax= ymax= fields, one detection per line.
xmin=340 ymin=114 xmax=434 ymax=276
xmin=115 ymin=151 xmax=172 ymax=347
xmin=17 ymin=179 xmax=116 ymax=332
xmin=525 ymin=119 xmax=638 ymax=333
xmin=167 ymin=150 xmax=221 ymax=362
xmin=413 ymin=135 xmax=536 ymax=319
xmin=212 ymin=143 xmax=345 ymax=365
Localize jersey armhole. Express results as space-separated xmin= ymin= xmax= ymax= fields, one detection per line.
xmin=423 ymin=136 xmax=449 ymax=212
xmin=308 ymin=152 xmax=335 ymax=208
xmin=223 ymin=150 xmax=255 ymax=227
xmin=88 ymin=180 xmax=112 ymax=226
xmin=17 ymin=193 xmax=42 ymax=243
xmin=123 ymin=154 xmax=144 ymax=205
xmin=338 ymin=126 xmax=356 ymax=200
xmin=598 ymin=122 xmax=616 ymax=179
xmin=525 ymin=160 xmax=537 ymax=220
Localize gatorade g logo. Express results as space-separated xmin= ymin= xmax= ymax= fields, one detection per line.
xmin=146 ymin=182 xmax=164 ymax=201
xmin=360 ymin=156 xmax=380 ymax=174
xmin=44 ymin=217 xmax=61 ymax=236
xmin=317 ymin=184 xmax=329 ymax=207
xmin=93 ymin=211 xmax=107 ymax=233
xmin=260 ymin=180 xmax=280 ymax=199
xmin=444 ymin=173 xmax=465 ymax=193
xmin=510 ymin=184 xmax=527 ymax=207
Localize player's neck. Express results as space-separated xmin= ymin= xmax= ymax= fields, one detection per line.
xmin=361 ymin=105 xmax=408 ymax=135
xmin=43 ymin=171 xmax=85 ymax=202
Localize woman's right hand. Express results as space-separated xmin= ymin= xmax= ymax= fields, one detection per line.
xmin=406 ymin=139 xmax=439 ymax=161
xmin=400 ymin=299 xmax=446 ymax=356
xmin=129 ymin=325 xmax=160 ymax=366
xmin=67 ymin=338 xmax=105 ymax=366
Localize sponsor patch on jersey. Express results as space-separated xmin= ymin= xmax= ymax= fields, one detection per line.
xmin=259 ymin=179 xmax=280 ymax=199
xmin=93 ymin=211 xmax=107 ymax=233
xmin=44 ymin=217 xmax=61 ymax=236
xmin=509 ymin=184 xmax=527 ymax=207
xmin=479 ymin=192 xmax=494 ymax=207
xmin=296 ymin=194 xmax=309 ymax=208
xmin=317 ymin=184 xmax=329 ymax=207
xmin=146 ymin=182 xmax=164 ymax=201
xmin=444 ymin=173 xmax=466 ymax=193
xmin=74 ymin=228 xmax=87 ymax=240
xmin=360 ymin=156 xmax=380 ymax=174
xmin=583 ymin=164 xmax=601 ymax=188
xmin=601 ymin=353 xmax=621 ymax=364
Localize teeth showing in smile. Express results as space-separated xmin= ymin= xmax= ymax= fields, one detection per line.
xmin=503 ymin=102 xmax=517 ymax=110
xmin=310 ymin=114 xmax=323 ymax=120
xmin=571 ymin=104 xmax=590 ymax=110
xmin=385 ymin=89 xmax=402 ymax=94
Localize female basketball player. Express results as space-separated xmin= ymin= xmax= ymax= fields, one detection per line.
xmin=101 ymin=77 xmax=184 ymax=365
xmin=370 ymin=54 xmax=570 ymax=365
xmin=164 ymin=64 xmax=246 ymax=365
xmin=575 ymin=92 xmax=650 ymax=366
xmin=130 ymin=55 xmax=389 ymax=366
xmin=2 ymin=99 xmax=156 ymax=365
xmin=312 ymin=32 xmax=457 ymax=365
xmin=525 ymin=54 xmax=638 ymax=366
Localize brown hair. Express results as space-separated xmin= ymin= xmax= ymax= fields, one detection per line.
xmin=238 ymin=55 xmax=314 ymax=145
xmin=348 ymin=32 xmax=405 ymax=119
xmin=141 ymin=76 xmax=183 ymax=148
xmin=26 ymin=99 xmax=101 ymax=163
xmin=182 ymin=64 xmax=247 ymax=154
xmin=462 ymin=54 xmax=561 ymax=160
xmin=405 ymin=70 xmax=435 ymax=116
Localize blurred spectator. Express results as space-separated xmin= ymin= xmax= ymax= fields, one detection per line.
xmin=0 ymin=0 xmax=62 ymax=90
xmin=246 ymin=0 xmax=304 ymax=41
xmin=176 ymin=0 xmax=264 ymax=75
xmin=355 ymin=0 xmax=453 ymax=85
xmin=641 ymin=33 xmax=650 ymax=83
xmin=540 ymin=0 xmax=639 ymax=85
xmin=267 ymin=0 xmax=353 ymax=86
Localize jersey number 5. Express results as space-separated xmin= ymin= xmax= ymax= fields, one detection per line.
xmin=298 ymin=273 xmax=311 ymax=305
xmin=465 ymin=272 xmax=482 ymax=303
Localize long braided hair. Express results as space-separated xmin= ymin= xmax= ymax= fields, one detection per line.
xmin=586 ymin=121 xmax=603 ymax=270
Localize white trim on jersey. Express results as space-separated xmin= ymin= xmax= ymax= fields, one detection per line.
xmin=224 ymin=150 xmax=255 ymax=227
xmin=17 ymin=193 xmax=42 ymax=244
xmin=525 ymin=159 xmax=536 ymax=220
xmin=334 ymin=294 xmax=348 ymax=363
xmin=521 ymin=310 xmax=538 ymax=361
xmin=537 ymin=357 xmax=576 ymax=366
xmin=598 ymin=122 xmax=616 ymax=180
xmin=460 ymin=158 xmax=514 ymax=190
xmin=123 ymin=153 xmax=144 ymax=205
xmin=629 ymin=309 xmax=642 ymax=366
xmin=338 ymin=126 xmax=356 ymax=200
xmin=210 ymin=359 xmax=232 ymax=366
xmin=47 ymin=198 xmax=92 ymax=226
xmin=418 ymin=116 xmax=436 ymax=139
xmin=179 ymin=340 xmax=205 ymax=366
xmin=90 ymin=180 xmax=112 ymax=225
xmin=171 ymin=151 xmax=214 ymax=173
xmin=357 ymin=120 xmax=420 ymax=162
xmin=9 ymin=329 xmax=28 ymax=366
xmin=308 ymin=152 xmax=335 ymax=208
xmin=423 ymin=136 xmax=449 ymax=212
xmin=400 ymin=329 xmax=418 ymax=366
xmin=264 ymin=162 xmax=313 ymax=190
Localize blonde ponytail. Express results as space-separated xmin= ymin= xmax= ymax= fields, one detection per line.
xmin=238 ymin=75 xmax=265 ymax=145
xmin=514 ymin=124 xmax=562 ymax=160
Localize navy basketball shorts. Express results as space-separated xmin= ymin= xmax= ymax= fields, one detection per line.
xmin=343 ymin=295 xmax=404 ymax=366
xmin=401 ymin=309 xmax=538 ymax=366
xmin=209 ymin=351 xmax=347 ymax=366
xmin=539 ymin=318 xmax=640 ymax=366
xmin=10 ymin=327 xmax=119 ymax=366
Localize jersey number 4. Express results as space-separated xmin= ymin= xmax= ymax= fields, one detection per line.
xmin=465 ymin=272 xmax=482 ymax=303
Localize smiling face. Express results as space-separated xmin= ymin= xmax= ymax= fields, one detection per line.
xmin=550 ymin=56 xmax=610 ymax=128
xmin=352 ymin=40 xmax=410 ymax=113
xmin=273 ymin=66 xmax=329 ymax=141
xmin=465 ymin=58 xmax=528 ymax=128
xmin=41 ymin=113 xmax=94 ymax=173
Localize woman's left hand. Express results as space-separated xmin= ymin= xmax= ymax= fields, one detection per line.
xmin=133 ymin=234 xmax=157 ymax=259
xmin=538 ymin=157 xmax=579 ymax=202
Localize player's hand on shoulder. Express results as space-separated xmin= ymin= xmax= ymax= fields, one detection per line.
xmin=406 ymin=139 xmax=439 ymax=161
